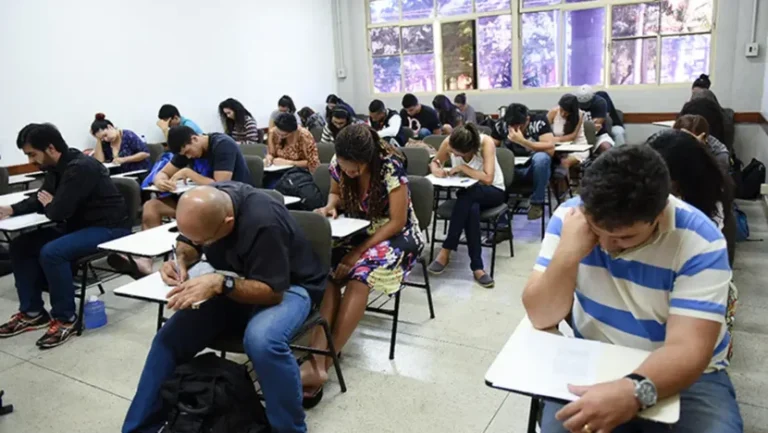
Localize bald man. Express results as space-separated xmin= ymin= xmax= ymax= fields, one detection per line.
xmin=123 ymin=182 xmax=327 ymax=433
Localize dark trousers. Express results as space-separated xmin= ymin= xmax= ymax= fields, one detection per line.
xmin=442 ymin=184 xmax=505 ymax=271
xmin=9 ymin=226 xmax=130 ymax=321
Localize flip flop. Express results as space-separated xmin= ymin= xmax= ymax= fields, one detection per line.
xmin=302 ymin=387 xmax=324 ymax=409
xmin=107 ymin=254 xmax=144 ymax=280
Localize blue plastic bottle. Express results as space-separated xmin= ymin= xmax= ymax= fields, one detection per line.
xmin=83 ymin=296 xmax=108 ymax=329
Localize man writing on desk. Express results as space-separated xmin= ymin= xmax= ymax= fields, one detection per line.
xmin=523 ymin=143 xmax=742 ymax=432
xmin=123 ymin=183 xmax=326 ymax=433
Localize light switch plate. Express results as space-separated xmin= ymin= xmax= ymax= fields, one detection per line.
xmin=746 ymin=42 xmax=760 ymax=58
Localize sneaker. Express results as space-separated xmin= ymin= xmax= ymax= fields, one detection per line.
xmin=0 ymin=312 xmax=51 ymax=338
xmin=36 ymin=319 xmax=77 ymax=349
xmin=527 ymin=204 xmax=544 ymax=220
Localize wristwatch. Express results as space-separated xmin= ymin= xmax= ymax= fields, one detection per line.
xmin=221 ymin=275 xmax=236 ymax=296
xmin=626 ymin=373 xmax=657 ymax=410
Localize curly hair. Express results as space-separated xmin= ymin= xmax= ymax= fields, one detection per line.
xmin=334 ymin=124 xmax=398 ymax=221
xmin=581 ymin=145 xmax=671 ymax=230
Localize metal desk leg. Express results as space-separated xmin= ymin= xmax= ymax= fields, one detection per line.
xmin=156 ymin=303 xmax=165 ymax=331
xmin=527 ymin=397 xmax=540 ymax=433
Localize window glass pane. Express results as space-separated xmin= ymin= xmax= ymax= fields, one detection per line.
xmin=477 ymin=15 xmax=513 ymax=89
xmin=565 ymin=0 xmax=596 ymax=3
xmin=611 ymin=39 xmax=657 ymax=85
xmin=438 ymin=0 xmax=472 ymax=16
xmin=660 ymin=34 xmax=710 ymax=83
xmin=370 ymin=0 xmax=400 ymax=24
xmin=402 ymin=25 xmax=434 ymax=54
xmin=661 ymin=0 xmax=713 ymax=33
xmin=442 ymin=21 xmax=476 ymax=90
xmin=370 ymin=27 xmax=401 ymax=56
xmin=403 ymin=54 xmax=436 ymax=92
xmin=565 ymin=8 xmax=605 ymax=86
xmin=612 ymin=3 xmax=659 ymax=37
xmin=521 ymin=0 xmax=560 ymax=7
xmin=402 ymin=0 xmax=434 ymax=21
xmin=476 ymin=0 xmax=509 ymax=13
xmin=372 ymin=56 xmax=402 ymax=93
xmin=521 ymin=11 xmax=558 ymax=88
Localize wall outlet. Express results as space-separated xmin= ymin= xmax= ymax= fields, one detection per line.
xmin=746 ymin=42 xmax=760 ymax=58
xmin=336 ymin=68 xmax=347 ymax=79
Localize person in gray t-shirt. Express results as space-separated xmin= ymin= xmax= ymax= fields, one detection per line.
xmin=454 ymin=93 xmax=477 ymax=125
xmin=269 ymin=95 xmax=302 ymax=128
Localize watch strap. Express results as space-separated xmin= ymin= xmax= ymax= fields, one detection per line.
xmin=626 ymin=373 xmax=646 ymax=382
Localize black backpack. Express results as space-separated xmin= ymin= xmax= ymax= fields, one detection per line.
xmin=736 ymin=158 xmax=765 ymax=200
xmin=160 ymin=353 xmax=269 ymax=433
xmin=274 ymin=167 xmax=325 ymax=211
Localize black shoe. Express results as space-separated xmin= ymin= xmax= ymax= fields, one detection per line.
xmin=36 ymin=318 xmax=78 ymax=349
xmin=483 ymin=230 xmax=511 ymax=247
xmin=0 ymin=312 xmax=51 ymax=338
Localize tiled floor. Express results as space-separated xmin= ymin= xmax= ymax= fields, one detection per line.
xmin=0 ymin=201 xmax=766 ymax=433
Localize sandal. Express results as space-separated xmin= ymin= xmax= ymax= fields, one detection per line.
xmin=302 ymin=387 xmax=324 ymax=409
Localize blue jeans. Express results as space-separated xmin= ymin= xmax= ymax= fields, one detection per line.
xmin=513 ymin=152 xmax=552 ymax=204
xmin=442 ymin=184 xmax=505 ymax=271
xmin=9 ymin=226 xmax=131 ymax=321
xmin=612 ymin=125 xmax=627 ymax=146
xmin=123 ymin=285 xmax=312 ymax=433
xmin=541 ymin=370 xmax=743 ymax=433
xmin=417 ymin=128 xmax=432 ymax=139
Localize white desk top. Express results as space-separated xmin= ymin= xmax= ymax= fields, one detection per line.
xmin=9 ymin=175 xmax=35 ymax=186
xmin=143 ymin=182 xmax=196 ymax=194
xmin=329 ymin=216 xmax=370 ymax=238
xmin=112 ymin=169 xmax=148 ymax=178
xmin=104 ymin=162 xmax=120 ymax=169
xmin=98 ymin=222 xmax=178 ymax=257
xmin=652 ymin=120 xmax=675 ymax=128
xmin=425 ymin=174 xmax=479 ymax=189
xmin=0 ymin=191 xmax=35 ymax=207
xmin=284 ymin=196 xmax=300 ymax=206
xmin=0 ymin=213 xmax=51 ymax=232
xmin=264 ymin=164 xmax=292 ymax=173
xmin=485 ymin=316 xmax=680 ymax=424
xmin=515 ymin=156 xmax=531 ymax=166
xmin=114 ymin=263 xmax=216 ymax=305
xmin=554 ymin=143 xmax=593 ymax=153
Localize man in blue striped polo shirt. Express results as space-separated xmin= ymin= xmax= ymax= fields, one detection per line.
xmin=523 ymin=144 xmax=743 ymax=433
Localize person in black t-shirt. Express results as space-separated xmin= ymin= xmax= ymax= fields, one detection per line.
xmin=400 ymin=93 xmax=441 ymax=139
xmin=124 ymin=183 xmax=326 ymax=433
xmin=490 ymin=103 xmax=555 ymax=220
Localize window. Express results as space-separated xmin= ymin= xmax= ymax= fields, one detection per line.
xmin=366 ymin=0 xmax=715 ymax=94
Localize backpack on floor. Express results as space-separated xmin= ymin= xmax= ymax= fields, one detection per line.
xmin=160 ymin=353 xmax=269 ymax=433
xmin=736 ymin=158 xmax=765 ymax=200
xmin=274 ymin=167 xmax=325 ymax=211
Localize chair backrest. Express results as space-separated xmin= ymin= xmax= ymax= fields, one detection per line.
xmin=615 ymin=109 xmax=625 ymax=125
xmin=241 ymin=143 xmax=268 ymax=158
xmin=495 ymin=147 xmax=516 ymax=190
xmin=317 ymin=142 xmax=335 ymax=164
xmin=244 ymin=155 xmax=264 ymax=188
xmin=355 ymin=114 xmax=370 ymax=122
xmin=260 ymin=188 xmax=284 ymax=204
xmin=583 ymin=120 xmax=597 ymax=145
xmin=313 ymin=163 xmax=331 ymax=203
xmin=146 ymin=143 xmax=165 ymax=165
xmin=423 ymin=135 xmax=447 ymax=151
xmin=476 ymin=125 xmax=492 ymax=136
xmin=400 ymin=147 xmax=431 ymax=176
xmin=310 ymin=126 xmax=324 ymax=143
xmin=407 ymin=175 xmax=433 ymax=231
xmin=112 ymin=177 xmax=141 ymax=227
xmin=289 ymin=210 xmax=332 ymax=269
xmin=402 ymin=127 xmax=415 ymax=140
xmin=0 ymin=167 xmax=9 ymax=196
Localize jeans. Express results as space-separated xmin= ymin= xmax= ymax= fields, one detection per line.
xmin=9 ymin=226 xmax=131 ymax=321
xmin=123 ymin=285 xmax=312 ymax=433
xmin=612 ymin=125 xmax=627 ymax=146
xmin=417 ymin=128 xmax=432 ymax=139
xmin=513 ymin=152 xmax=552 ymax=205
xmin=442 ymin=184 xmax=505 ymax=271
xmin=541 ymin=370 xmax=743 ymax=433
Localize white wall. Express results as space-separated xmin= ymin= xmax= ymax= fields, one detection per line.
xmin=335 ymin=0 xmax=768 ymax=118
xmin=763 ymin=31 xmax=768 ymax=120
xmin=0 ymin=0 xmax=337 ymax=166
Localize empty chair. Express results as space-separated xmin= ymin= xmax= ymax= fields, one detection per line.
xmin=423 ymin=135 xmax=447 ymax=151
xmin=0 ymin=167 xmax=9 ymax=196
xmin=310 ymin=126 xmax=324 ymax=143
xmin=317 ymin=142 xmax=335 ymax=164
xmin=244 ymin=155 xmax=264 ymax=188
xmin=400 ymin=147 xmax=431 ymax=176
xmin=260 ymin=188 xmax=284 ymax=204
xmin=312 ymin=163 xmax=331 ymax=203
xmin=112 ymin=177 xmax=142 ymax=227
xmin=241 ymin=143 xmax=268 ymax=157
xmin=583 ymin=120 xmax=597 ymax=146
xmin=146 ymin=143 xmax=165 ymax=165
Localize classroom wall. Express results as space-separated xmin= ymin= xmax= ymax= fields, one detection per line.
xmin=335 ymin=0 xmax=768 ymax=119
xmin=0 ymin=0 xmax=337 ymax=166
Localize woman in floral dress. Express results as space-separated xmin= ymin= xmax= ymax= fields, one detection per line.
xmin=301 ymin=124 xmax=424 ymax=404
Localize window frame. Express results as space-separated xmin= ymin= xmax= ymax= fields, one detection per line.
xmin=365 ymin=0 xmax=717 ymax=96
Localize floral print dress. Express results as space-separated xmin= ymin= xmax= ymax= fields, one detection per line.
xmin=330 ymin=154 xmax=425 ymax=294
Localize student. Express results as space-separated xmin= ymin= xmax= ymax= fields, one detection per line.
xmin=301 ymin=125 xmax=424 ymax=402
xmin=426 ymin=124 xmax=505 ymax=288
xmin=673 ymin=114 xmax=730 ymax=175
xmin=325 ymin=94 xmax=357 ymax=122
xmin=547 ymin=94 xmax=588 ymax=169
xmin=400 ymin=93 xmax=441 ymax=139
xmin=0 ymin=124 xmax=130 ymax=348
xmin=368 ymin=99 xmax=405 ymax=146
xmin=117 ymin=126 xmax=253 ymax=276
xmin=491 ymin=103 xmax=554 ymax=220
xmin=575 ymin=85 xmax=615 ymax=151
xmin=90 ymin=113 xmax=151 ymax=174
xmin=524 ymin=145 xmax=742 ymax=433
xmin=679 ymin=98 xmax=728 ymax=151
xmin=595 ymin=90 xmax=626 ymax=146
xmin=297 ymin=107 xmax=327 ymax=131
xmin=432 ymin=94 xmax=463 ymax=134
xmin=218 ymin=98 xmax=261 ymax=144
xmin=454 ymin=93 xmax=477 ymax=125
xmin=692 ymin=73 xmax=712 ymax=95
xmin=123 ymin=183 xmax=327 ymax=433
xmin=320 ymin=108 xmax=356 ymax=143
xmin=156 ymin=104 xmax=204 ymax=138
xmin=266 ymin=113 xmax=320 ymax=188
xmin=270 ymin=95 xmax=303 ymax=128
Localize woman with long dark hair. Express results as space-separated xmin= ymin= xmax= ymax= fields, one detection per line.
xmin=218 ymin=98 xmax=260 ymax=144
xmin=325 ymin=94 xmax=356 ymax=121
xmin=90 ymin=113 xmax=150 ymax=174
xmin=547 ymin=94 xmax=588 ymax=169
xmin=301 ymin=124 xmax=424 ymax=404
xmin=432 ymin=94 xmax=463 ymax=134
xmin=679 ymin=97 xmax=728 ymax=150
xmin=320 ymin=107 xmax=357 ymax=143
xmin=297 ymin=106 xmax=326 ymax=131
xmin=673 ymin=114 xmax=730 ymax=175
xmin=269 ymin=95 xmax=302 ymax=128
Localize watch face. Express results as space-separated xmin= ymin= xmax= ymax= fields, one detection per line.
xmin=225 ymin=278 xmax=234 ymax=289
xmin=637 ymin=380 xmax=658 ymax=407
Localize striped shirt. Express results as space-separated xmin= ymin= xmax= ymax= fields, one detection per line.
xmin=229 ymin=115 xmax=260 ymax=144
xmin=535 ymin=196 xmax=732 ymax=371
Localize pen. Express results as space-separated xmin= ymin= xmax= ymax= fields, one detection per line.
xmin=171 ymin=245 xmax=184 ymax=283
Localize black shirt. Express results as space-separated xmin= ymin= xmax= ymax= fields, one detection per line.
xmin=579 ymin=95 xmax=609 ymax=135
xmin=491 ymin=114 xmax=553 ymax=156
xmin=11 ymin=149 xmax=128 ymax=232
xmin=188 ymin=182 xmax=327 ymax=305
xmin=400 ymin=105 xmax=441 ymax=134
xmin=171 ymin=133 xmax=253 ymax=185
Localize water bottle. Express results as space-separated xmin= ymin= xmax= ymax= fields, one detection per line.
xmin=83 ymin=296 xmax=108 ymax=329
